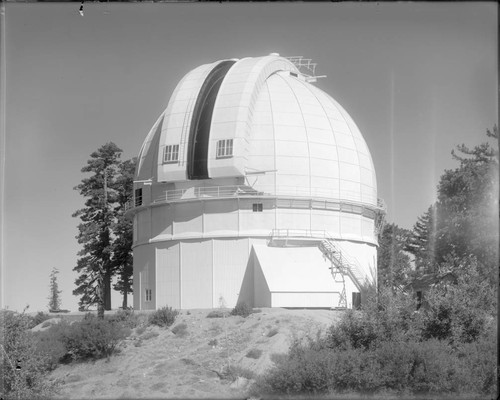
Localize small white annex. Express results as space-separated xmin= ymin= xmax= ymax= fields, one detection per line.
xmin=127 ymin=53 xmax=385 ymax=310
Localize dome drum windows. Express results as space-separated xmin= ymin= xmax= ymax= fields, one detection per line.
xmin=216 ymin=139 xmax=234 ymax=159
xmin=164 ymin=144 xmax=180 ymax=164
xmin=252 ymin=203 xmax=263 ymax=212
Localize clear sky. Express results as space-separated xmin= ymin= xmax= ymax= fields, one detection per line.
xmin=1 ymin=2 xmax=497 ymax=312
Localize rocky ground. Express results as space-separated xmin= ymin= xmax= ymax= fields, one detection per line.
xmin=46 ymin=308 xmax=343 ymax=399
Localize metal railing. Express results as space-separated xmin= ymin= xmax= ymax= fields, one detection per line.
xmin=125 ymin=184 xmax=385 ymax=213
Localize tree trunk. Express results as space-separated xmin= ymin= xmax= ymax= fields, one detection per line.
xmin=104 ymin=272 xmax=112 ymax=310
xmin=122 ymin=286 xmax=128 ymax=309
xmin=97 ymin=275 xmax=105 ymax=319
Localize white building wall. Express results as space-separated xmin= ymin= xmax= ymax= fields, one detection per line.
xmin=180 ymin=240 xmax=213 ymax=309
xmin=151 ymin=205 xmax=173 ymax=237
xmin=253 ymin=256 xmax=271 ymax=308
xmin=136 ymin=209 xmax=151 ymax=244
xmin=173 ymin=202 xmax=203 ymax=237
xmin=212 ymin=239 xmax=250 ymax=307
xmin=156 ymin=243 xmax=180 ymax=309
xmin=133 ymin=244 xmax=155 ymax=310
xmin=204 ymin=200 xmax=239 ymax=234
xmin=271 ymin=292 xmax=338 ymax=308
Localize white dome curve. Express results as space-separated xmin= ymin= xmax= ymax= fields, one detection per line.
xmin=136 ymin=54 xmax=377 ymax=207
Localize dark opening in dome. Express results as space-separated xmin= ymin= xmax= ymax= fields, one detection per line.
xmin=187 ymin=60 xmax=235 ymax=179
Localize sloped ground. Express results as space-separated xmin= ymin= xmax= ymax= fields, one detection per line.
xmin=47 ymin=308 xmax=342 ymax=399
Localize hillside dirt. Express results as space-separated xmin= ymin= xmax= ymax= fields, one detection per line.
xmin=47 ymin=308 xmax=343 ymax=399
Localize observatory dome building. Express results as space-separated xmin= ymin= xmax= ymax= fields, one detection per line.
xmin=128 ymin=54 xmax=385 ymax=310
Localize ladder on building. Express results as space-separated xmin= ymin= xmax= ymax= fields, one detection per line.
xmin=318 ymin=238 xmax=365 ymax=309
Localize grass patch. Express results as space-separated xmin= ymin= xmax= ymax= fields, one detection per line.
xmin=219 ymin=365 xmax=256 ymax=381
xmin=206 ymin=310 xmax=228 ymax=318
xmin=140 ymin=331 xmax=159 ymax=340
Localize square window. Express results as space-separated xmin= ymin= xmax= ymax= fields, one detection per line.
xmin=252 ymin=203 xmax=263 ymax=212
xmin=164 ymin=144 xmax=180 ymax=163
xmin=216 ymin=139 xmax=233 ymax=158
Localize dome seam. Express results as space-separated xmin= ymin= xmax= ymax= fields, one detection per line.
xmin=275 ymin=73 xmax=312 ymax=203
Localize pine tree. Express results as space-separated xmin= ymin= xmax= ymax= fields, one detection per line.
xmin=111 ymin=157 xmax=136 ymax=309
xmin=47 ymin=267 xmax=62 ymax=312
xmin=377 ymin=223 xmax=412 ymax=290
xmin=434 ymin=126 xmax=498 ymax=284
xmin=405 ymin=204 xmax=437 ymax=272
xmin=73 ymin=142 xmax=122 ymax=317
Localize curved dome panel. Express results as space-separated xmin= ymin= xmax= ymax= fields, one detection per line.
xmin=136 ymin=54 xmax=377 ymax=206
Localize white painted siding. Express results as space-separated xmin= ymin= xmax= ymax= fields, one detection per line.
xmin=212 ymin=239 xmax=250 ymax=307
xmin=173 ymin=202 xmax=203 ymax=236
xmin=156 ymin=243 xmax=180 ymax=309
xmin=151 ymin=205 xmax=172 ymax=238
xmin=253 ymin=256 xmax=271 ymax=308
xmin=180 ymin=240 xmax=213 ymax=308
xmin=204 ymin=200 xmax=239 ymax=235
xmin=271 ymin=292 xmax=338 ymax=308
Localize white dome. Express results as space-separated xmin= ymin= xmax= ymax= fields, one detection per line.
xmin=136 ymin=54 xmax=377 ymax=207
xmin=131 ymin=55 xmax=385 ymax=311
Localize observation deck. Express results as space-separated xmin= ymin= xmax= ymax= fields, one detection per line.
xmin=125 ymin=184 xmax=386 ymax=233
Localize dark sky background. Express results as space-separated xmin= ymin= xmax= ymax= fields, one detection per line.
xmin=2 ymin=2 xmax=497 ymax=312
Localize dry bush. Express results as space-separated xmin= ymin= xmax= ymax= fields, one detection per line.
xmin=206 ymin=310 xmax=228 ymax=318
xmin=230 ymin=302 xmax=252 ymax=318
xmin=148 ymin=306 xmax=179 ymax=328
xmin=1 ymin=309 xmax=60 ymax=399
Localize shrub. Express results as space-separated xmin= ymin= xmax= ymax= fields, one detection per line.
xmin=208 ymin=339 xmax=218 ymax=347
xmin=171 ymin=322 xmax=188 ymax=337
xmin=61 ymin=315 xmax=129 ymax=361
xmin=108 ymin=309 xmax=141 ymax=329
xmin=219 ymin=365 xmax=255 ymax=381
xmin=1 ymin=309 xmax=60 ymax=399
xmin=230 ymin=302 xmax=251 ymax=318
xmin=148 ymin=306 xmax=179 ymax=327
xmin=206 ymin=310 xmax=228 ymax=318
xmin=28 ymin=311 xmax=52 ymax=329
xmin=140 ymin=331 xmax=159 ymax=340
xmin=135 ymin=326 xmax=146 ymax=335
xmin=33 ymin=322 xmax=70 ymax=369
xmin=246 ymin=348 xmax=263 ymax=359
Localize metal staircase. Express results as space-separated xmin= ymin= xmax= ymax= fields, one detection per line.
xmin=267 ymin=229 xmax=367 ymax=309
xmin=318 ymin=238 xmax=365 ymax=309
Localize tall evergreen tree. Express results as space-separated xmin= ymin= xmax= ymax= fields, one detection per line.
xmin=47 ymin=267 xmax=62 ymax=312
xmin=377 ymin=223 xmax=412 ymax=290
xmin=434 ymin=127 xmax=498 ymax=283
xmin=73 ymin=142 xmax=122 ymax=317
xmin=406 ymin=127 xmax=498 ymax=284
xmin=405 ymin=204 xmax=437 ymax=272
xmin=111 ymin=158 xmax=137 ymax=309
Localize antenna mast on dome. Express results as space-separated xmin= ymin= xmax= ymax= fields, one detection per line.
xmin=285 ymin=56 xmax=327 ymax=83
